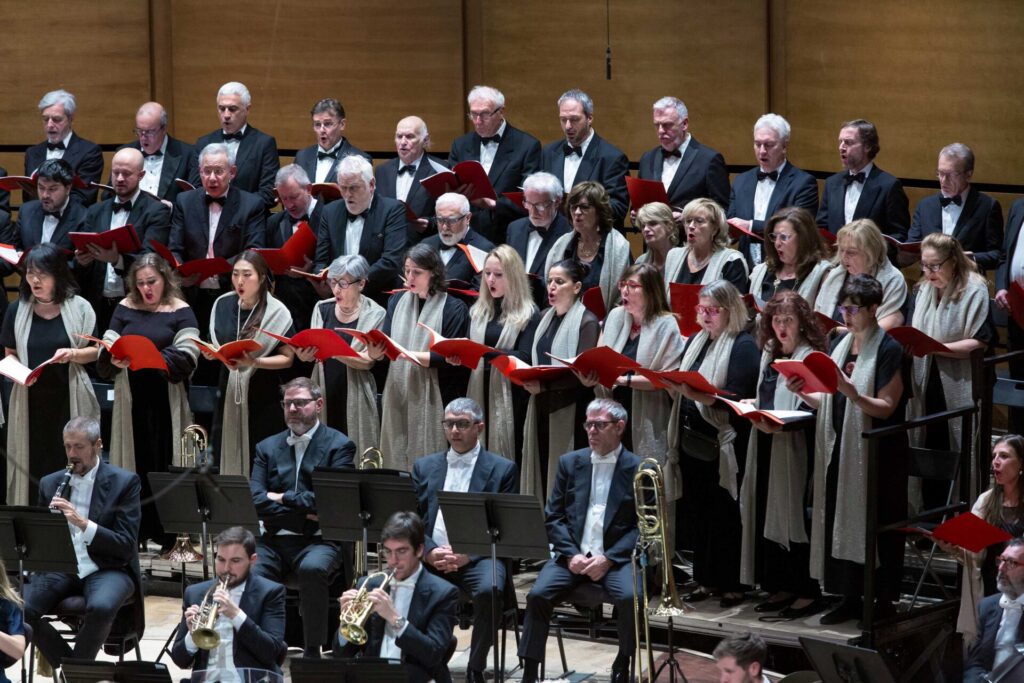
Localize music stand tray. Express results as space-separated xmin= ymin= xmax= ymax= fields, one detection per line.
xmin=290 ymin=657 xmax=408 ymax=683
xmin=148 ymin=472 xmax=260 ymax=536
xmin=312 ymin=469 xmax=417 ymax=543
xmin=799 ymin=637 xmax=898 ymax=683
xmin=0 ymin=506 xmax=78 ymax=574
xmin=60 ymin=660 xmax=118 ymax=683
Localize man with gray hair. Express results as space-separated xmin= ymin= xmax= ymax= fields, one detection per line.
xmin=313 ymin=154 xmax=407 ymax=302
xmin=727 ymin=113 xmax=818 ymax=267
xmin=25 ymin=89 xmax=104 ymax=206
xmin=908 ymin=142 xmax=1003 ymax=271
xmin=506 ymin=171 xmax=570 ymax=306
xmin=422 ymin=192 xmax=494 ymax=286
xmin=117 ymin=102 xmax=196 ymax=205
xmin=411 ymin=397 xmax=519 ymax=683
xmin=294 ymin=97 xmax=370 ymax=190
xmin=638 ymin=95 xmax=729 ymax=217
xmin=540 ymin=88 xmax=629 ymax=225
xmin=267 ymin=164 xmax=323 ymax=329
xmin=376 ymin=115 xmax=449 ymax=244
xmin=192 ymin=81 xmax=280 ymax=211
xmin=964 ymin=539 xmax=1024 ymax=682
xmin=448 ymin=85 xmax=541 ymax=244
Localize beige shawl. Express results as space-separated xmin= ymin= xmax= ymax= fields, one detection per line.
xmin=815 ymin=260 xmax=906 ymax=323
xmin=467 ymin=312 xmax=524 ymax=461
xmin=663 ymin=246 xmax=748 ymax=295
xmin=545 ymin=230 xmax=632 ymax=310
xmin=956 ymin=489 xmax=997 ymax=645
xmin=748 ymin=260 xmax=832 ymax=310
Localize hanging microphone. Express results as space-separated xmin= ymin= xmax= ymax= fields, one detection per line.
xmin=606 ymin=46 xmax=612 ymax=80
xmin=50 ymin=464 xmax=74 ymax=510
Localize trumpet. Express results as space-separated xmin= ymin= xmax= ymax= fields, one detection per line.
xmin=191 ymin=574 xmax=230 ymax=650
xmin=338 ymin=569 xmax=394 ymax=645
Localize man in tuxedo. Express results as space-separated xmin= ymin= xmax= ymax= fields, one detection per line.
xmin=540 ymin=89 xmax=629 ymax=226
xmin=313 ymin=154 xmax=407 ymax=303
xmin=638 ymin=96 xmax=730 ymax=219
xmin=376 ymin=116 xmax=449 ymax=244
xmin=24 ymin=89 xmax=103 ymax=206
xmin=250 ymin=377 xmax=355 ymax=658
xmin=726 ymin=113 xmax=818 ymax=268
xmin=13 ymin=158 xmax=86 ymax=254
xmin=191 ymin=82 xmax=280 ymax=211
xmin=423 ymin=193 xmax=494 ymax=287
xmin=996 ymin=199 xmax=1024 ymax=428
xmin=816 ymin=119 xmax=910 ymax=249
xmin=171 ymin=526 xmax=288 ymax=679
xmin=119 ymin=102 xmax=196 ymax=206
xmin=448 ymin=85 xmax=541 ymax=245
xmin=518 ymin=399 xmax=642 ymax=683
xmin=295 ymin=98 xmax=370 ymax=191
xmin=268 ymin=164 xmax=324 ymax=330
xmin=506 ymin=171 xmax=570 ymax=308
xmin=23 ymin=417 xmax=143 ymax=671
xmin=713 ymin=633 xmax=769 ymax=683
xmin=336 ymin=511 xmax=458 ymax=683
xmin=78 ymin=148 xmax=172 ymax=331
xmin=412 ymin=398 xmax=519 ymax=683
xmin=963 ymin=539 xmax=1024 ymax=682
xmin=906 ymin=142 xmax=1003 ymax=271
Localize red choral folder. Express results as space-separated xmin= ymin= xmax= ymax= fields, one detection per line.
xmin=175 ymin=178 xmax=196 ymax=192
xmin=668 ymin=283 xmax=702 ymax=337
xmin=310 ymin=183 xmax=342 ymax=201
xmin=79 ymin=334 xmax=168 ymax=372
xmin=547 ymin=347 xmax=642 ymax=389
xmin=816 ymin=311 xmax=841 ymax=335
xmin=581 ymin=287 xmax=606 ymax=321
xmin=69 ymin=225 xmax=143 ymax=254
xmin=887 ymin=326 xmax=952 ymax=357
xmin=418 ymin=323 xmax=500 ymax=369
xmin=399 ymin=201 xmax=419 ymax=222
xmin=253 ymin=221 xmax=317 ymax=275
xmin=290 ymin=268 xmax=329 ymax=283
xmin=0 ymin=244 xmax=24 ymax=267
xmin=727 ymin=219 xmax=761 ymax=242
xmin=625 ymin=176 xmax=670 ymax=209
xmin=0 ymin=355 xmax=59 ymax=386
xmin=445 ymin=279 xmax=480 ymax=299
xmin=502 ymin=191 xmax=525 ymax=211
xmin=258 ymin=328 xmax=359 ymax=362
xmin=772 ymin=351 xmax=839 ymax=394
xmin=818 ymin=228 xmax=837 ymax=245
xmin=902 ymin=512 xmax=1012 ymax=554
xmin=0 ymin=173 xmax=88 ymax=192
xmin=718 ymin=396 xmax=813 ymax=427
xmin=456 ymin=243 xmax=488 ymax=273
xmin=420 ymin=161 xmax=496 ymax=202
xmin=189 ymin=338 xmax=263 ymax=366
xmin=335 ymin=328 xmax=422 ymax=365
xmin=489 ymin=355 xmax=571 ymax=386
xmin=881 ymin=234 xmax=923 ymax=254
xmin=1008 ymin=283 xmax=1024 ymax=329
xmin=632 ymin=368 xmax=728 ymax=395
xmin=150 ymin=240 xmax=232 ymax=281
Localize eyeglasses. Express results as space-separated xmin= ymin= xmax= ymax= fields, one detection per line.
xmin=921 ymin=257 xmax=951 ymax=274
xmin=936 ymin=170 xmax=964 ymax=180
xmin=329 ymin=278 xmax=363 ymax=290
xmin=570 ymin=203 xmax=593 ymax=213
xmin=696 ymin=305 xmax=722 ymax=316
xmin=435 ymin=214 xmax=468 ymax=227
xmin=441 ymin=419 xmax=477 ymax=431
xmin=838 ymin=305 xmax=863 ymax=316
xmin=766 ymin=232 xmax=793 ymax=243
xmin=997 ymin=555 xmax=1024 ymax=569
xmin=199 ymin=167 xmax=229 ymax=179
xmin=617 ymin=280 xmax=643 ymax=291
xmin=312 ymin=120 xmax=339 ymax=130
xmin=523 ymin=199 xmax=555 ymax=211
xmin=133 ymin=127 xmax=164 ymax=138
xmin=468 ymin=108 xmax=501 ymax=121
xmin=280 ymin=398 xmax=316 ymax=409
xmin=772 ymin=315 xmax=797 ymax=327
xmin=584 ymin=420 xmax=616 ymax=432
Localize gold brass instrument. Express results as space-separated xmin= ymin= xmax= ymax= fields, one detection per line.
xmin=632 ymin=458 xmax=689 ymax=683
xmin=352 ymin=447 xmax=383 ymax=582
xmin=191 ymin=574 xmax=230 ymax=650
xmin=162 ymin=425 xmax=208 ymax=562
xmin=338 ymin=569 xmax=394 ymax=645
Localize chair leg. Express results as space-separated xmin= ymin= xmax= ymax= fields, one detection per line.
xmin=26 ymin=644 xmax=33 ymax=683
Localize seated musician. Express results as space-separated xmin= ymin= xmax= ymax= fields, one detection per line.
xmin=411 ymin=397 xmax=519 ymax=683
xmin=713 ymin=632 xmax=769 ymax=683
xmin=23 ymin=417 xmax=143 ymax=672
xmin=519 ymin=398 xmax=642 ymax=683
xmin=249 ymin=376 xmax=356 ymax=658
xmin=964 ymin=538 xmax=1024 ymax=683
xmin=171 ymin=526 xmax=287 ymax=680
xmin=336 ymin=511 xmax=458 ymax=683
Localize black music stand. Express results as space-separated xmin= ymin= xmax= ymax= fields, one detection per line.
xmin=312 ymin=469 xmax=417 ymax=573
xmin=799 ymin=637 xmax=898 ymax=683
xmin=291 ymin=657 xmax=408 ymax=683
xmin=61 ymin=659 xmax=172 ymax=683
xmin=437 ymin=492 xmax=549 ymax=683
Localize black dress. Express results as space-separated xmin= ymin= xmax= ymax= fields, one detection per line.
xmin=674 ymin=252 xmax=749 ymax=293
xmin=475 ymin=298 xmax=533 ymax=462
xmin=610 ymin=333 xmax=640 ymax=452
xmin=96 ymin=304 xmax=199 ymax=544
xmin=556 ymin=232 xmax=634 ymax=294
xmin=0 ymin=598 xmax=24 ymax=683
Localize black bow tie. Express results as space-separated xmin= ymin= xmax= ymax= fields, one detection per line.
xmin=46 ymin=141 xmax=66 ymax=151
xmin=43 ymin=210 xmax=61 ymax=219
xmin=205 ymin=194 xmax=226 ymax=206
xmin=844 ymin=172 xmax=866 ymax=186
xmin=479 ymin=134 xmax=501 ymax=145
xmin=317 ymin=150 xmax=337 ymax=161
xmin=564 ymin=144 xmax=583 ymax=157
xmin=940 ymin=194 xmax=963 ymax=207
xmin=112 ymin=201 xmax=132 ymax=213
xmin=221 ymin=131 xmax=243 ymax=141
xmin=347 ymin=210 xmax=368 ymax=222
xmin=663 ymin=148 xmax=682 ymax=159
xmin=398 ymin=164 xmax=417 ymax=176
xmin=757 ymin=170 xmax=779 ymax=182
xmin=142 ymin=150 xmax=163 ymax=159
xmin=531 ymin=224 xmax=548 ymax=234
xmin=296 ymin=214 xmax=310 ymax=223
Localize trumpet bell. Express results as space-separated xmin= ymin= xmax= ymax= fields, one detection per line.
xmin=160 ymin=534 xmax=204 ymax=563
xmin=192 ymin=626 xmax=221 ymax=650
xmin=339 ymin=621 xmax=368 ymax=646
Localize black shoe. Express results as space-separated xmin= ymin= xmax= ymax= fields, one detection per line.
xmin=819 ymin=598 xmax=861 ymax=625
xmin=754 ymin=595 xmax=796 ymax=613
xmin=609 ymin=666 xmax=631 ymax=683
xmin=683 ymin=588 xmax=711 ymax=603
xmin=466 ymin=668 xmax=486 ymax=683
xmin=777 ymin=598 xmax=826 ymax=619
xmin=303 ymin=647 xmax=322 ymax=659
xmin=719 ymin=594 xmax=745 ymax=609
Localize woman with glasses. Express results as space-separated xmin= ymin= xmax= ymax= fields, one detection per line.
xmin=666 ymin=279 xmax=759 ymax=608
xmin=793 ymin=274 xmax=908 ymax=625
xmin=634 ymin=202 xmax=678 ymax=274
xmin=299 ymin=254 xmax=386 ymax=452
xmin=96 ymin=253 xmax=200 ymax=549
xmin=372 ymin=244 xmax=470 ymax=471
xmin=1 ymin=243 xmax=100 ymax=505
xmin=815 ymin=219 xmax=907 ymax=332
xmin=664 ymin=198 xmax=749 ymax=294
xmin=748 ymin=207 xmax=831 ymax=311
xmin=544 ymin=181 xmax=632 ymax=312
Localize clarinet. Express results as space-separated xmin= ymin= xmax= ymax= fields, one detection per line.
xmin=49 ymin=464 xmax=74 ymax=510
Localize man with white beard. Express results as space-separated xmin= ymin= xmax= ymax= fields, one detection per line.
xmin=421 ymin=193 xmax=494 ymax=287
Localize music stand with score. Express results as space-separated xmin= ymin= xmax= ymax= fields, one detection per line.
xmin=290 ymin=656 xmax=409 ymax=683
xmin=799 ymin=637 xmax=898 ymax=683
xmin=61 ymin=659 xmax=173 ymax=683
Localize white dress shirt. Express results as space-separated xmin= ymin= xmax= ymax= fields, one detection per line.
xmin=102 ymin=189 xmax=139 ymax=298
xmin=563 ymin=129 xmax=595 ymax=192
xmin=271 ymin=422 xmax=321 ymax=537
xmin=396 ymin=156 xmax=422 ymax=203
xmin=580 ymin=444 xmax=622 ymax=557
xmin=750 ymin=160 xmax=786 ymax=265
xmin=199 ymin=196 xmax=225 ymax=289
xmin=139 ymin=136 xmax=169 ymax=196
xmin=661 ymin=134 xmax=691 ymax=190
xmin=45 ymin=131 xmax=74 ymax=162
xmin=432 ymin=442 xmax=481 ymax=547
xmin=379 ymin=565 xmax=419 ymax=660
xmin=184 ymin=579 xmax=249 ymax=680
xmin=344 ymin=198 xmax=372 ymax=257
xmin=223 ymin=125 xmax=247 ymax=163
xmin=525 ymin=223 xmax=548 ymax=272
xmin=315 ymin=141 xmax=341 ymax=184
xmin=843 ymin=162 xmax=873 ymax=225
xmin=995 ymin=593 xmax=1024 ymax=670
xmin=68 ymin=460 xmax=102 ymax=579
xmin=479 ymin=121 xmax=507 ymax=175
xmin=940 ymin=187 xmax=969 ymax=236
xmin=41 ymin=196 xmax=71 ymax=245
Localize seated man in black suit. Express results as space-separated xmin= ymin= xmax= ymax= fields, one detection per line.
xmin=448 ymin=85 xmax=540 ymax=245
xmin=23 ymin=416 xmax=143 ymax=671
xmin=540 ymin=89 xmax=629 ymax=226
xmin=295 ymin=97 xmax=370 ymax=190
xmin=964 ymin=539 xmax=1024 ymax=682
xmin=12 ymin=158 xmax=86 ymax=255
xmin=268 ymin=164 xmax=325 ymax=330
xmin=412 ymin=398 xmax=519 ymax=683
xmin=519 ymin=398 xmax=641 ymax=683
xmin=638 ymin=96 xmax=730 ymax=220
xmin=78 ymin=147 xmax=172 ymax=331
xmin=250 ymin=377 xmax=356 ymax=658
xmin=376 ymin=115 xmax=449 ymax=244
xmin=506 ymin=171 xmax=570 ymax=308
xmin=727 ymin=113 xmax=819 ymax=268
xmin=336 ymin=511 xmax=459 ymax=683
xmin=423 ymin=193 xmax=494 ymax=287
xmin=120 ymin=101 xmax=196 ymax=206
xmin=313 ymin=154 xmax=408 ymax=303
xmin=171 ymin=526 xmax=288 ymax=680
xmin=713 ymin=633 xmax=769 ymax=683
xmin=24 ymin=89 xmax=103 ymax=206
xmin=191 ymin=82 xmax=279 ymax=211
xmin=906 ymin=142 xmax=1003 ymax=271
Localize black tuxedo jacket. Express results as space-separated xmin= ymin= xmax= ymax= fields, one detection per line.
xmin=909 ymin=187 xmax=1004 ymax=271
xmin=171 ymin=574 xmax=287 ymax=676
xmin=541 ymin=133 xmax=629 ymax=224
xmin=816 ymin=165 xmax=910 ymax=241
xmin=996 ymin=198 xmax=1024 ymax=292
xmin=14 ymin=198 xmax=87 ymax=251
xmin=0 ymin=166 xmax=9 ymax=214
xmin=506 ymin=213 xmax=571 ymax=307
xmin=412 ymin=449 xmax=520 ymax=554
xmin=545 ymin=447 xmax=641 ymax=566
xmin=250 ymin=423 xmax=355 ymax=534
xmin=169 ymin=186 xmax=266 ymax=270
xmin=448 ymin=124 xmax=541 ymax=244
xmin=963 ymin=593 xmax=1024 ymax=682
xmin=192 ymin=126 xmax=280 ymax=210
xmin=24 ymin=132 xmax=104 ymax=206
xmin=638 ymin=136 xmax=730 ymax=210
xmin=375 ymin=156 xmax=449 ymax=243
xmin=266 ymin=201 xmax=325 ymax=330
xmin=338 ymin=568 xmax=458 ymax=683
xmin=118 ymin=136 xmax=196 ymax=203
xmin=295 ymin=138 xmax=371 ymax=191
xmin=422 ymin=229 xmax=495 ymax=287
xmin=313 ymin=193 xmax=408 ymax=299
xmin=727 ymin=161 xmax=819 ymax=266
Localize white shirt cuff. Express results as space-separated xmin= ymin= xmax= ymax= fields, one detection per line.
xmin=82 ymin=521 xmax=98 ymax=544
xmin=230 ymin=610 xmax=247 ymax=630
xmin=184 ymin=632 xmax=199 ymax=655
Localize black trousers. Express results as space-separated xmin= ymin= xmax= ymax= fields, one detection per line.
xmin=428 ymin=558 xmax=506 ymax=671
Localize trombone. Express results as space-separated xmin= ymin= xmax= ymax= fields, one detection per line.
xmin=161 ymin=425 xmax=208 ymax=563
xmin=352 ymin=447 xmax=383 ymax=583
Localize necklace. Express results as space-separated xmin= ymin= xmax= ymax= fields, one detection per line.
xmin=337 ymin=303 xmax=359 ymax=318
xmin=236 ymin=298 xmax=258 ymax=340
xmin=630 ymin=322 xmax=642 ymax=335
xmin=577 ymin=235 xmax=600 ymax=260
xmin=35 ymin=297 xmax=54 ymax=305
xmin=688 ymin=251 xmax=711 ymax=271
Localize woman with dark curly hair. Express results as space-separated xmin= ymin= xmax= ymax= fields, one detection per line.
xmin=748 ymin=207 xmax=831 ymax=310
